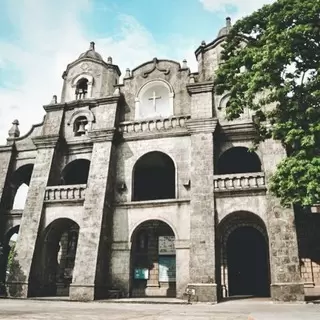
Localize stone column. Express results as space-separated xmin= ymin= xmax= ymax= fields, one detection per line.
xmin=69 ymin=135 xmax=115 ymax=301
xmin=70 ymin=97 xmax=120 ymax=301
xmin=186 ymin=81 xmax=218 ymax=302
xmin=260 ymin=139 xmax=304 ymax=302
xmin=7 ymin=135 xmax=60 ymax=297
xmin=6 ymin=103 xmax=64 ymax=298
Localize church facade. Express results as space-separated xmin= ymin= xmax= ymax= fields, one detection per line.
xmin=0 ymin=19 xmax=319 ymax=303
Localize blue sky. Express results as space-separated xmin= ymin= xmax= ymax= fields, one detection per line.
xmin=0 ymin=0 xmax=273 ymax=143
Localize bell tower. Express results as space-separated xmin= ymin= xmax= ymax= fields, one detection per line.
xmin=60 ymin=41 xmax=121 ymax=103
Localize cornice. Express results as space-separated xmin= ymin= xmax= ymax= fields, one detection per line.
xmin=219 ymin=121 xmax=257 ymax=141
xmin=32 ymin=135 xmax=60 ymax=149
xmin=0 ymin=145 xmax=14 ymax=153
xmin=186 ymin=81 xmax=214 ymax=94
xmin=88 ymin=129 xmax=116 ymax=142
xmin=186 ymin=118 xmax=217 ymax=134
xmin=120 ymin=129 xmax=189 ymax=142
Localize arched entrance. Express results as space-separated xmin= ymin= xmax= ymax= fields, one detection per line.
xmin=218 ymin=211 xmax=270 ymax=299
xmin=30 ymin=218 xmax=79 ymax=297
xmin=130 ymin=220 xmax=176 ymax=297
xmin=227 ymin=226 xmax=269 ymax=296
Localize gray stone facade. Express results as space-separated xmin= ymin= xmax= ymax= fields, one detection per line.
xmin=1 ymin=20 xmax=316 ymax=303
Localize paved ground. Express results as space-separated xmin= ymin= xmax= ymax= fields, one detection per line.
xmin=0 ymin=298 xmax=319 ymax=320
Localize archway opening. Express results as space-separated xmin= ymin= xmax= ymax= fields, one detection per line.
xmin=217 ymin=147 xmax=261 ymax=174
xmin=7 ymin=164 xmax=34 ymax=210
xmin=30 ymin=218 xmax=79 ymax=297
xmin=0 ymin=226 xmax=20 ymax=289
xmin=227 ymin=226 xmax=270 ymax=297
xmin=130 ymin=220 xmax=176 ymax=297
xmin=61 ymin=159 xmax=90 ymax=185
xmin=133 ymin=152 xmax=175 ymax=201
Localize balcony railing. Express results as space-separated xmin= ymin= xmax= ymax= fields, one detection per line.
xmin=44 ymin=184 xmax=86 ymax=202
xmin=118 ymin=115 xmax=190 ymax=134
xmin=214 ymin=172 xmax=266 ymax=192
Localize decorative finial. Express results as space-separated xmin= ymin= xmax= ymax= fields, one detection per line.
xmin=189 ymin=74 xmax=195 ymax=83
xmin=50 ymin=95 xmax=57 ymax=104
xmin=226 ymin=17 xmax=232 ymax=28
xmin=8 ymin=120 xmax=20 ymax=138
xmin=182 ymin=59 xmax=188 ymax=69
xmin=90 ymin=41 xmax=95 ymax=51
xmin=125 ymin=68 xmax=131 ymax=78
xmin=201 ymin=40 xmax=206 ymax=46
xmin=107 ymin=56 xmax=113 ymax=64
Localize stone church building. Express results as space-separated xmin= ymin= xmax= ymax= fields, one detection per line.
xmin=0 ymin=19 xmax=319 ymax=303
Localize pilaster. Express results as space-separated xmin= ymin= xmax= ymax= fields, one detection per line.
xmin=69 ymin=99 xmax=119 ymax=301
xmin=260 ymin=139 xmax=304 ymax=302
xmin=7 ymin=135 xmax=60 ymax=298
xmin=186 ymin=80 xmax=217 ymax=301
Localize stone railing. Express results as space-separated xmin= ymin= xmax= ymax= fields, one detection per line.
xmin=118 ymin=115 xmax=191 ymax=134
xmin=214 ymin=172 xmax=266 ymax=192
xmin=44 ymin=184 xmax=86 ymax=202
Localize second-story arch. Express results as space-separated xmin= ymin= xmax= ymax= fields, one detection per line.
xmin=61 ymin=159 xmax=90 ymax=185
xmin=132 ymin=151 xmax=176 ymax=201
xmin=5 ymin=164 xmax=34 ymax=210
xmin=216 ymin=147 xmax=262 ymax=174
xmin=71 ymin=73 xmax=93 ymax=100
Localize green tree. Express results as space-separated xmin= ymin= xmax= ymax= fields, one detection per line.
xmin=215 ymin=0 xmax=320 ymax=207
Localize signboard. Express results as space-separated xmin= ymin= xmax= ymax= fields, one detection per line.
xmin=134 ymin=268 xmax=149 ymax=280
xmin=159 ymin=256 xmax=176 ymax=282
xmin=158 ymin=236 xmax=175 ymax=255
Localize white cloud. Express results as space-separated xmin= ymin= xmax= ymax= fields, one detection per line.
xmin=0 ymin=1 xmax=198 ymax=144
xmin=199 ymin=0 xmax=275 ymax=19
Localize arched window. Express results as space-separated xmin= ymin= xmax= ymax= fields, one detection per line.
xmin=133 ymin=152 xmax=175 ymax=201
xmin=217 ymin=147 xmax=261 ymax=174
xmin=135 ymin=80 xmax=174 ymax=119
xmin=61 ymin=159 xmax=90 ymax=185
xmin=73 ymin=116 xmax=89 ymax=136
xmin=75 ymin=78 xmax=88 ymax=100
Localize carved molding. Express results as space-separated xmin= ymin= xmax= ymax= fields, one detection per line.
xmin=186 ymin=81 xmax=214 ymax=94
xmin=219 ymin=121 xmax=257 ymax=141
xmin=142 ymin=58 xmax=170 ymax=78
xmin=186 ymin=118 xmax=217 ymax=134
xmin=88 ymin=129 xmax=116 ymax=142
xmin=32 ymin=135 xmax=60 ymax=149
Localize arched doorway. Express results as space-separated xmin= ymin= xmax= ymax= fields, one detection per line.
xmin=130 ymin=220 xmax=176 ymax=297
xmin=132 ymin=152 xmax=175 ymax=201
xmin=227 ymin=226 xmax=270 ymax=296
xmin=30 ymin=219 xmax=79 ymax=297
xmin=218 ymin=211 xmax=270 ymax=299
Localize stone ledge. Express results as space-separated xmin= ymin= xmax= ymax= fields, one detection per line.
xmin=186 ymin=118 xmax=217 ymax=134
xmin=186 ymin=81 xmax=214 ymax=94
xmin=116 ymin=198 xmax=190 ymax=209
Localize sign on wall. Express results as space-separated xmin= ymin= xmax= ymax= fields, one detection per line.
xmin=158 ymin=236 xmax=175 ymax=255
xmin=134 ymin=268 xmax=149 ymax=280
xmin=159 ymin=256 xmax=176 ymax=282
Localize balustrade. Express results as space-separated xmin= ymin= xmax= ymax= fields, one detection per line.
xmin=44 ymin=184 xmax=86 ymax=202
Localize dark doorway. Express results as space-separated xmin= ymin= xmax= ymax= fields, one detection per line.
xmin=133 ymin=152 xmax=175 ymax=201
xmin=227 ymin=226 xmax=270 ymax=297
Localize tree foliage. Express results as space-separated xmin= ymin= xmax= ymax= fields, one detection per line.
xmin=215 ymin=0 xmax=320 ymax=207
